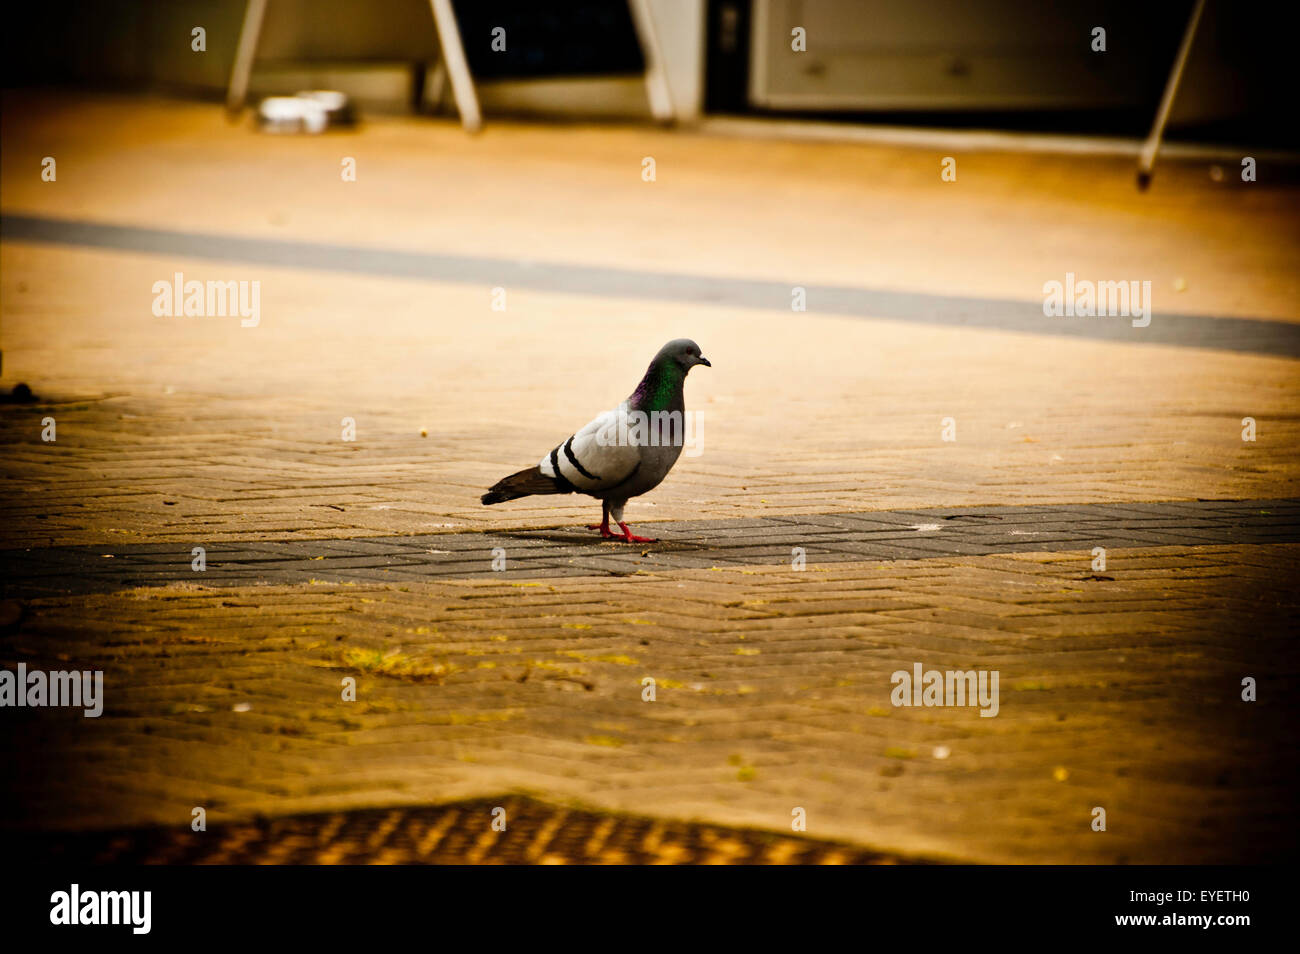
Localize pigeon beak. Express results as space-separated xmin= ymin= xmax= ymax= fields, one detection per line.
xmin=698 ymin=356 xmax=711 ymax=367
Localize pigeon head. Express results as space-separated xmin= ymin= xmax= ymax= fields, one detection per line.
xmin=630 ymin=339 xmax=710 ymax=411
xmin=656 ymin=338 xmax=711 ymax=372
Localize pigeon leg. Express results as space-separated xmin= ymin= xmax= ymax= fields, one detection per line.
xmin=587 ymin=502 xmax=617 ymax=538
xmin=616 ymin=521 xmax=657 ymax=544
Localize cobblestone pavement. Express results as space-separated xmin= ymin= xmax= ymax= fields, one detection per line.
xmin=2 ymin=94 xmax=1299 ymax=864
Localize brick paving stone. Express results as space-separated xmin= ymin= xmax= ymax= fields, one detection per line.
xmin=3 ymin=544 xmax=1295 ymax=864
xmin=5 ymin=500 xmax=1297 ymax=597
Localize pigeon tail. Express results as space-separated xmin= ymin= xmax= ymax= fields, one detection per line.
xmin=481 ymin=465 xmax=571 ymax=505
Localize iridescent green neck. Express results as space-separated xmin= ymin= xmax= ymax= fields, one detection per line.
xmin=630 ymin=359 xmax=685 ymax=412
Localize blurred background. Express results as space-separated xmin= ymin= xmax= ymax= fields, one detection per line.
xmin=2 ymin=0 xmax=1293 ymax=144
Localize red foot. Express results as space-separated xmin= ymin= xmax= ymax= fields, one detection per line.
xmin=587 ymin=521 xmax=655 ymax=543
xmin=616 ymin=522 xmax=656 ymax=544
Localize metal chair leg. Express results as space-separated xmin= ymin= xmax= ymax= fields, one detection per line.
xmin=1137 ymin=0 xmax=1208 ymax=190
xmin=428 ymin=0 xmax=482 ymax=132
xmin=227 ymin=0 xmax=269 ymax=115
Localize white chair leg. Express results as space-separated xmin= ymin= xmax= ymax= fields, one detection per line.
xmin=428 ymin=0 xmax=482 ymax=132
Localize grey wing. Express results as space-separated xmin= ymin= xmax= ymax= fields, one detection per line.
xmin=537 ymin=404 xmax=640 ymax=493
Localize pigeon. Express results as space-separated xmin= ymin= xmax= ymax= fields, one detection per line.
xmin=481 ymin=338 xmax=711 ymax=542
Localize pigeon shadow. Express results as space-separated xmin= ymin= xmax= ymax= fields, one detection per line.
xmin=492 ymin=529 xmax=706 ymax=552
